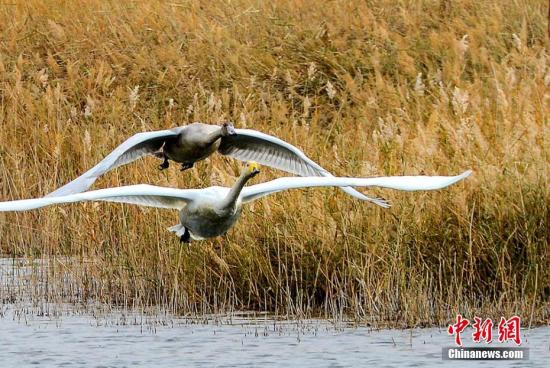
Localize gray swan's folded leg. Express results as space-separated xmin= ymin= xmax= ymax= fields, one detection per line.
xmin=180 ymin=162 xmax=194 ymax=171
xmin=158 ymin=155 xmax=170 ymax=170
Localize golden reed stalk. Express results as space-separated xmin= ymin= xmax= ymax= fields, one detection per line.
xmin=0 ymin=0 xmax=548 ymax=326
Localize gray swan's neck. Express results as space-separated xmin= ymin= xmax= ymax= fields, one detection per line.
xmin=205 ymin=127 xmax=224 ymax=146
xmin=218 ymin=173 xmax=250 ymax=212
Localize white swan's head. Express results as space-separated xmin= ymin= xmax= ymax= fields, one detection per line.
xmin=245 ymin=161 xmax=260 ymax=178
xmin=221 ymin=122 xmax=237 ymax=136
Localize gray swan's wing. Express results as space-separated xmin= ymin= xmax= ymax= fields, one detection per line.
xmin=47 ymin=129 xmax=181 ymax=197
xmin=2 ymin=184 xmax=200 ymax=211
xmin=218 ymin=129 xmax=389 ymax=207
xmin=241 ymin=171 xmax=472 ymax=203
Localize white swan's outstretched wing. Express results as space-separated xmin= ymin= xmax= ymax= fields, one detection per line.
xmin=46 ymin=129 xmax=182 ymax=197
xmin=1 ymin=185 xmax=200 ymax=211
xmin=219 ymin=129 xmax=389 ymax=207
xmin=241 ymin=171 xmax=472 ymax=203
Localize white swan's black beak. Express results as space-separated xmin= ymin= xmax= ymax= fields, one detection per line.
xmin=247 ymin=161 xmax=260 ymax=177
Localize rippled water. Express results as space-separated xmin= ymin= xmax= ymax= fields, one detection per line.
xmin=2 ymin=309 xmax=549 ymax=367
xmin=1 ymin=258 xmax=548 ymax=367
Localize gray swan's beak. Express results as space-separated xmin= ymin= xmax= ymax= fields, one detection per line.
xmin=226 ymin=124 xmax=236 ymax=135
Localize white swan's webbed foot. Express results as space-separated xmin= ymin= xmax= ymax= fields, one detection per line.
xmin=180 ymin=162 xmax=194 ymax=171
xmin=179 ymin=227 xmax=191 ymax=244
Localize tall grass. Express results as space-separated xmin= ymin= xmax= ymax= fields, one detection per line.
xmin=0 ymin=0 xmax=548 ymax=326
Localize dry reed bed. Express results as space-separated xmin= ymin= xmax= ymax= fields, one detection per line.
xmin=0 ymin=0 xmax=548 ymax=326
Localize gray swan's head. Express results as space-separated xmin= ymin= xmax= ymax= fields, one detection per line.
xmin=221 ymin=122 xmax=237 ymax=136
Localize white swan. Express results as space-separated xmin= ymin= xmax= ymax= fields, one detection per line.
xmin=0 ymin=163 xmax=471 ymax=242
xmin=47 ymin=122 xmax=388 ymax=207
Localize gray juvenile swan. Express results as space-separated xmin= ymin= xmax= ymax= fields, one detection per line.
xmin=0 ymin=163 xmax=471 ymax=243
xmin=47 ymin=122 xmax=388 ymax=207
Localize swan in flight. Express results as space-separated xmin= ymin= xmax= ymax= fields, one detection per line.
xmin=0 ymin=163 xmax=471 ymax=243
xmin=47 ymin=122 xmax=388 ymax=207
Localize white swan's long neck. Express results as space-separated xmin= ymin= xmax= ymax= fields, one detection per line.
xmin=218 ymin=172 xmax=251 ymax=212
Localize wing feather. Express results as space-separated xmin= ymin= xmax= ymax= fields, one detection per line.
xmin=219 ymin=129 xmax=389 ymax=206
xmin=47 ymin=129 xmax=181 ymax=197
xmin=241 ymin=171 xmax=472 ymax=203
xmin=219 ymin=129 xmax=328 ymax=176
xmin=1 ymin=185 xmax=199 ymax=212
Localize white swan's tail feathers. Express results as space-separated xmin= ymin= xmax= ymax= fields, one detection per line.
xmin=168 ymin=224 xmax=187 ymax=237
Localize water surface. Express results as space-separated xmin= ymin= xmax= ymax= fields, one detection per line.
xmin=1 ymin=258 xmax=548 ymax=367
xmin=2 ymin=305 xmax=549 ymax=367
